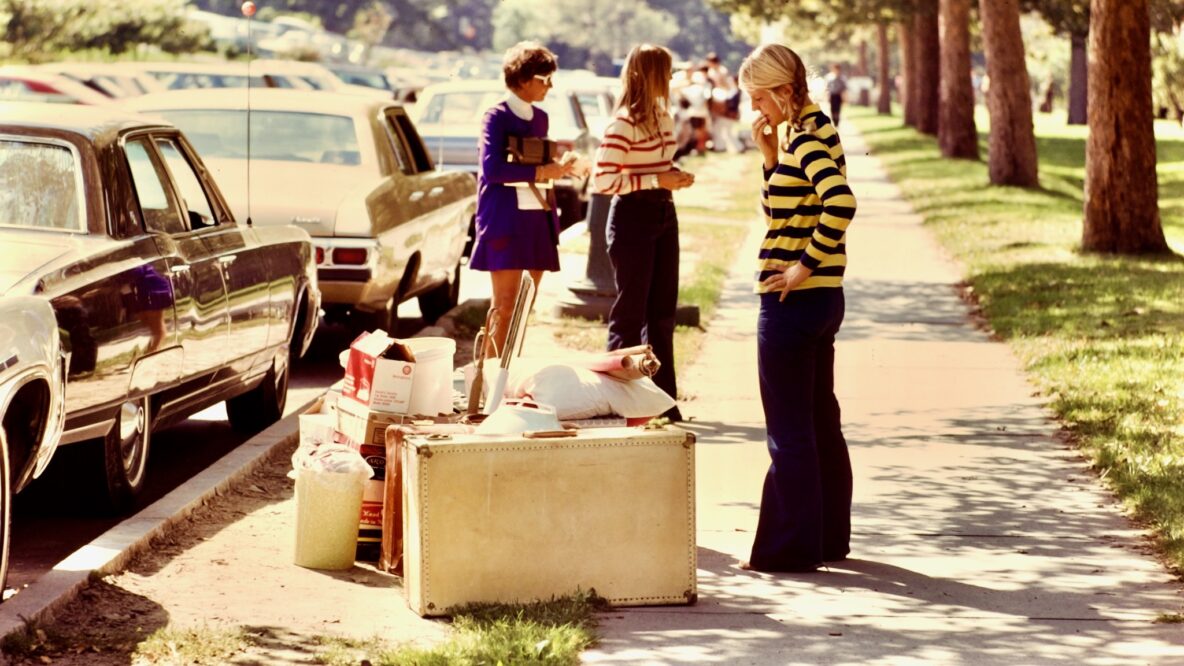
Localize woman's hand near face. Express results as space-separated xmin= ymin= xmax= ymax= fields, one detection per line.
xmin=752 ymin=114 xmax=779 ymax=170
xmin=657 ymin=170 xmax=695 ymax=190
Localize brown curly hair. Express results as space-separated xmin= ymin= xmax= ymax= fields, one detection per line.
xmin=502 ymin=41 xmax=558 ymax=90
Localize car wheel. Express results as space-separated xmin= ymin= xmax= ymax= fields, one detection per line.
xmin=0 ymin=429 xmax=11 ymax=594
xmin=226 ymin=349 xmax=289 ymax=435
xmin=418 ymin=263 xmax=461 ymax=324
xmin=103 ymin=395 xmax=151 ymax=511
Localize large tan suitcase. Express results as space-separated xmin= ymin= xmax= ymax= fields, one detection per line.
xmin=400 ymin=425 xmax=697 ymax=616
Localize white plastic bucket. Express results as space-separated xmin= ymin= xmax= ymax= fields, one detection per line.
xmin=405 ymin=337 xmax=456 ymax=416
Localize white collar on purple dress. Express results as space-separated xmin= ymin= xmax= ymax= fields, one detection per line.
xmin=505 ymin=92 xmax=535 ymax=122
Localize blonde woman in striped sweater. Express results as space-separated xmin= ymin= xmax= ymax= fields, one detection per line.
xmin=739 ymin=44 xmax=857 ymax=573
xmin=593 ymin=44 xmax=695 ymax=420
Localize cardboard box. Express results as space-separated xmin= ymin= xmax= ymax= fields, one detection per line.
xmin=336 ymin=396 xmax=407 ymax=559
xmin=342 ymin=331 xmax=416 ymax=414
xmin=401 ymin=426 xmax=697 ymax=616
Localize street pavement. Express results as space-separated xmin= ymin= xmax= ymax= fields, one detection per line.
xmin=581 ymin=125 xmax=1184 ymax=664
xmin=5 ymin=123 xmax=1184 ymax=665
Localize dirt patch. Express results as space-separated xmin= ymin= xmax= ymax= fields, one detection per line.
xmin=4 ymin=434 xmax=447 ymax=664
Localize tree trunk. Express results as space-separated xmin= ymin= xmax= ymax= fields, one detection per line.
xmin=1082 ymin=0 xmax=1168 ymax=253
xmin=878 ymin=22 xmax=893 ymax=115
xmin=977 ymin=0 xmax=1040 ymax=187
xmin=1170 ymin=90 xmax=1184 ymax=126
xmin=915 ymin=2 xmax=941 ymax=135
xmin=899 ymin=20 xmax=918 ymax=126
xmin=939 ymin=0 xmax=979 ymax=158
xmin=1068 ymin=34 xmax=1088 ymax=125
xmin=858 ymin=39 xmax=869 ymax=77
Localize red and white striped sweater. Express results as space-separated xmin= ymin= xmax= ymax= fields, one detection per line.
xmin=592 ymin=113 xmax=676 ymax=195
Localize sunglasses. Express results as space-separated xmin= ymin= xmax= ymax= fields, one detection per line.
xmin=533 ymin=73 xmax=553 ymax=85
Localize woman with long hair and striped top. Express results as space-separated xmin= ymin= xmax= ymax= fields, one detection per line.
xmin=593 ymin=44 xmax=695 ymax=421
xmin=738 ymin=43 xmax=857 ymax=573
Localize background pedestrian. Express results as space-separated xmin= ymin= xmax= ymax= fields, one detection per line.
xmin=826 ymin=63 xmax=847 ymax=127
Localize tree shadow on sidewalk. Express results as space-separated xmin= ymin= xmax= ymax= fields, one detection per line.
xmin=587 ymin=543 xmax=1184 ymax=665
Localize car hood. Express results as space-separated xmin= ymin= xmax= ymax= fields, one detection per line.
xmin=0 ymin=232 xmax=76 ymax=295
xmin=202 ymin=158 xmax=367 ymax=237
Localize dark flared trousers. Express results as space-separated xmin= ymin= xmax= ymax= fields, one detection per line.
xmin=750 ymin=288 xmax=852 ymax=571
xmin=605 ymin=189 xmax=679 ymax=411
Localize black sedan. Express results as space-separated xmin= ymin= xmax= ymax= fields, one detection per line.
xmin=0 ymin=102 xmax=320 ymax=509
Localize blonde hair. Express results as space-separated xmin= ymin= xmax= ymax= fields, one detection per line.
xmin=617 ymin=44 xmax=673 ymax=137
xmin=738 ymin=44 xmax=810 ymax=127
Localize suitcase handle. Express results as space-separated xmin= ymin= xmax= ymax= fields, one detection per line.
xmin=523 ymin=429 xmax=578 ymax=439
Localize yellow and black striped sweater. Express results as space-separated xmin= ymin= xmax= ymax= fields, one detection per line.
xmin=756 ymin=103 xmax=856 ymax=293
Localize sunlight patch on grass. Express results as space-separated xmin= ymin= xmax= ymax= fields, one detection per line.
xmin=134 ymin=625 xmax=251 ymax=665
xmin=328 ymin=592 xmax=605 ymax=666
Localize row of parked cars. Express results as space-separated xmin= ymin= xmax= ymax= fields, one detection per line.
xmin=0 ymin=58 xmax=621 ymax=592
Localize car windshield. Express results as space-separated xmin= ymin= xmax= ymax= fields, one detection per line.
xmin=154 ymin=110 xmax=362 ymax=165
xmin=0 ymin=139 xmax=83 ymax=232
xmin=334 ymin=70 xmax=390 ymax=90
xmin=419 ymin=90 xmax=582 ymax=133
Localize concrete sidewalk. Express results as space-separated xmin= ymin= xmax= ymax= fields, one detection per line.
xmin=582 ymin=125 xmax=1184 ymax=665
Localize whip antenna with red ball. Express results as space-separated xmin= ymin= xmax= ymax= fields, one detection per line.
xmin=242 ymin=0 xmax=256 ymax=226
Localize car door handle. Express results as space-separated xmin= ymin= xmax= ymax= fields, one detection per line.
xmin=428 ymin=186 xmax=444 ymax=197
xmin=218 ymin=255 xmax=237 ymax=266
xmin=409 ymin=191 xmax=426 ymax=202
xmin=168 ymin=264 xmax=190 ymax=274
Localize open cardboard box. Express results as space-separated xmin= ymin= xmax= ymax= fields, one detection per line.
xmin=342 ymin=330 xmax=416 ymax=414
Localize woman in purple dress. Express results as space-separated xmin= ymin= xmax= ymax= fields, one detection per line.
xmin=471 ymin=41 xmax=575 ymax=356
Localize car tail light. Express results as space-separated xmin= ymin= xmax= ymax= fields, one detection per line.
xmin=333 ymin=247 xmax=368 ymax=265
xmin=315 ymin=247 xmax=325 ymax=265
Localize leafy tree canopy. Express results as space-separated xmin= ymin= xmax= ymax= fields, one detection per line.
xmin=1 ymin=0 xmax=209 ymax=61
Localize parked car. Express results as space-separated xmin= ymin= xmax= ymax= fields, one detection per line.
xmin=412 ymin=78 xmax=596 ymax=228
xmin=323 ymin=63 xmax=396 ymax=95
xmin=132 ymin=61 xmax=278 ymax=91
xmin=248 ymin=59 xmax=390 ymax=100
xmin=36 ymin=62 xmax=166 ymax=99
xmin=122 ymin=89 xmax=476 ymax=332
xmin=0 ymin=102 xmax=321 ymax=508
xmin=561 ymin=74 xmax=621 ymax=139
xmin=0 ymin=296 xmax=67 ymax=590
xmin=0 ymin=66 xmax=114 ymax=105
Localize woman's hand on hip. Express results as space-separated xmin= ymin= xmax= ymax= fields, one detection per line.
xmin=751 ymin=115 xmax=779 ymax=170
xmin=761 ymin=263 xmax=812 ymax=301
xmin=658 ymin=170 xmax=695 ymax=190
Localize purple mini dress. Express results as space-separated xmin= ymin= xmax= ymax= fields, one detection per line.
xmin=469 ymin=101 xmax=561 ymax=272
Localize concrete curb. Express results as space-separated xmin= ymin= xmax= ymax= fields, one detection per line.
xmin=0 ymin=399 xmax=310 ymax=640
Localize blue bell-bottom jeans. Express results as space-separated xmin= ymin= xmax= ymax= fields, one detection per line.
xmin=605 ymin=189 xmax=679 ymax=409
xmin=750 ymin=287 xmax=852 ymax=571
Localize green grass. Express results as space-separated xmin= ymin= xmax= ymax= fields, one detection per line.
xmin=134 ymin=625 xmax=252 ymax=665
xmin=849 ymin=106 xmax=1184 ymax=570
xmin=316 ymin=592 xmax=605 ymax=666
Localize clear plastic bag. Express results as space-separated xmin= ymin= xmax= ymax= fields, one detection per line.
xmin=289 ymin=444 xmax=374 ymax=484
